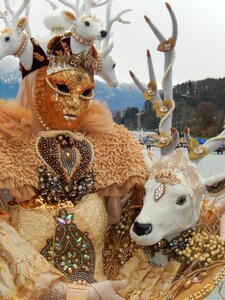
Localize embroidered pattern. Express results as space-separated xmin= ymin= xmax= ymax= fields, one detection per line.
xmin=154 ymin=182 xmax=166 ymax=202
xmin=36 ymin=133 xmax=95 ymax=204
xmin=41 ymin=208 xmax=96 ymax=283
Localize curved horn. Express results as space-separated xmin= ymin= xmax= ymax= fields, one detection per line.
xmin=130 ymin=3 xmax=178 ymax=157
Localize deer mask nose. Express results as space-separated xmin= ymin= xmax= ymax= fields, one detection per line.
xmin=132 ymin=221 xmax=152 ymax=236
xmin=100 ymin=30 xmax=107 ymax=38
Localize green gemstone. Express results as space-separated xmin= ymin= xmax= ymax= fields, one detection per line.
xmin=83 ymin=254 xmax=90 ymax=261
xmin=76 ymin=237 xmax=82 ymax=243
xmin=81 ymin=243 xmax=87 ymax=249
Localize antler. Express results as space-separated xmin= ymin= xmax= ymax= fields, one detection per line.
xmin=3 ymin=0 xmax=31 ymax=25
xmin=0 ymin=9 xmax=9 ymax=26
xmin=184 ymin=127 xmax=225 ymax=163
xmin=45 ymin=0 xmax=58 ymax=10
xmin=84 ymin=0 xmax=110 ymax=15
xmin=102 ymin=0 xmax=131 ymax=50
xmin=130 ymin=3 xmax=178 ymax=156
xmin=57 ymin=0 xmax=83 ymax=17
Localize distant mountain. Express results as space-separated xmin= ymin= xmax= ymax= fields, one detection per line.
xmin=0 ymin=57 xmax=20 ymax=99
xmin=94 ymin=81 xmax=144 ymax=112
xmin=1 ymin=57 xmax=224 ymax=116
xmin=0 ymin=57 xmax=144 ymax=111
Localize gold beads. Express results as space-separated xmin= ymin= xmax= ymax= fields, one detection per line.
xmin=181 ymin=231 xmax=225 ymax=266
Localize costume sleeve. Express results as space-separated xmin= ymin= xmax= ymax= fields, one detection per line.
xmin=0 ymin=219 xmax=66 ymax=299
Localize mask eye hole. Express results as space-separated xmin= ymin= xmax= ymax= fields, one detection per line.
xmin=56 ymin=84 xmax=69 ymax=94
xmin=112 ymin=63 xmax=116 ymax=69
xmin=5 ymin=36 xmax=10 ymax=42
xmin=84 ymin=21 xmax=90 ymax=26
xmin=176 ymin=196 xmax=187 ymax=206
xmin=82 ymin=88 xmax=92 ymax=97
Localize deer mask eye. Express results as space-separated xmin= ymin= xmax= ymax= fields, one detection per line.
xmin=84 ymin=21 xmax=90 ymax=26
xmin=5 ymin=36 xmax=10 ymax=42
xmin=112 ymin=63 xmax=116 ymax=69
xmin=176 ymin=196 xmax=187 ymax=206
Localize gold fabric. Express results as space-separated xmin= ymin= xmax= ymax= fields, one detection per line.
xmin=9 ymin=193 xmax=108 ymax=282
xmin=117 ymin=249 xmax=181 ymax=300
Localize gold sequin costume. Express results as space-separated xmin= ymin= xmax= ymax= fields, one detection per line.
xmin=0 ymin=59 xmax=148 ymax=298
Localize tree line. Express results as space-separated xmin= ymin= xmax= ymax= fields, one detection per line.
xmin=114 ymin=78 xmax=225 ymax=137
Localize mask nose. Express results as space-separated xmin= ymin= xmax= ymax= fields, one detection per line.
xmin=100 ymin=30 xmax=107 ymax=38
xmin=132 ymin=221 xmax=152 ymax=236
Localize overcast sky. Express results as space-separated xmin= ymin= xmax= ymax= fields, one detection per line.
xmin=1 ymin=0 xmax=225 ymax=86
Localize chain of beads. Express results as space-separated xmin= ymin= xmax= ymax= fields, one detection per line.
xmin=158 ymin=49 xmax=176 ymax=133
xmin=71 ymin=27 xmax=94 ymax=46
xmin=12 ymin=32 xmax=29 ymax=57
xmin=45 ymin=78 xmax=71 ymax=96
xmin=186 ymin=267 xmax=225 ymax=299
xmin=79 ymin=89 xmax=94 ymax=100
xmin=95 ymin=53 xmax=103 ymax=74
xmin=158 ymin=100 xmax=175 ymax=133
xmin=204 ymin=135 xmax=225 ymax=147
xmin=45 ymin=77 xmax=94 ymax=100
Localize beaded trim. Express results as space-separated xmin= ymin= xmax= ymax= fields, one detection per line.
xmin=95 ymin=53 xmax=103 ymax=74
xmin=41 ymin=209 xmax=96 ymax=283
xmin=12 ymin=32 xmax=29 ymax=57
xmin=45 ymin=77 xmax=94 ymax=100
xmin=71 ymin=27 xmax=94 ymax=46
xmin=45 ymin=77 xmax=70 ymax=96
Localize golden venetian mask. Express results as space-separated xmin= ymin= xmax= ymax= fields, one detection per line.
xmin=35 ymin=66 xmax=94 ymax=131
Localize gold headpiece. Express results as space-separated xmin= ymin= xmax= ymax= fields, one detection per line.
xmin=47 ymin=51 xmax=97 ymax=78
xmin=155 ymin=170 xmax=180 ymax=186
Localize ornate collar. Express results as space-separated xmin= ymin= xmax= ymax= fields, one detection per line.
xmin=145 ymin=228 xmax=194 ymax=260
xmin=71 ymin=28 xmax=94 ymax=46
xmin=12 ymin=32 xmax=29 ymax=57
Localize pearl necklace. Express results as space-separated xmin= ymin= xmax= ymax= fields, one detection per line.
xmin=71 ymin=28 xmax=93 ymax=46
xmin=12 ymin=32 xmax=29 ymax=57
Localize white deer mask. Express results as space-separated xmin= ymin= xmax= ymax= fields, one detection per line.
xmin=130 ymin=150 xmax=205 ymax=246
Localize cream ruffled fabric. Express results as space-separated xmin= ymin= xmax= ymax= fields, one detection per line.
xmin=0 ymin=219 xmax=65 ymax=299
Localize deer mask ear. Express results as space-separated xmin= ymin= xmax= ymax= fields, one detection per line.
xmin=204 ymin=173 xmax=225 ymax=198
xmin=16 ymin=17 xmax=28 ymax=32
xmin=63 ymin=11 xmax=76 ymax=23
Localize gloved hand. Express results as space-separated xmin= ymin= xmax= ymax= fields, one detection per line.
xmin=36 ymin=280 xmax=67 ymax=300
xmin=87 ymin=279 xmax=128 ymax=300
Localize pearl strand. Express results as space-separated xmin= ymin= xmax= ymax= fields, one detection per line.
xmin=71 ymin=28 xmax=93 ymax=46
xmin=12 ymin=32 xmax=29 ymax=57
xmin=204 ymin=135 xmax=225 ymax=146
xmin=158 ymin=100 xmax=175 ymax=133
xmin=95 ymin=53 xmax=103 ymax=74
xmin=45 ymin=78 xmax=71 ymax=96
xmin=158 ymin=50 xmax=176 ymax=133
xmin=79 ymin=89 xmax=94 ymax=100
